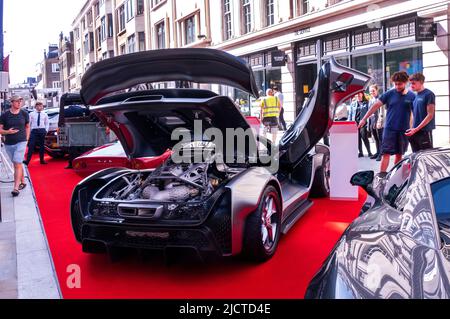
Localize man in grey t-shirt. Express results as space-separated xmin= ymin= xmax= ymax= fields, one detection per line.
xmin=0 ymin=95 xmax=30 ymax=197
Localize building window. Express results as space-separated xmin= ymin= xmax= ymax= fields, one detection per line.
xmin=102 ymin=52 xmax=107 ymax=60
xmin=323 ymin=34 xmax=348 ymax=53
xmin=297 ymin=41 xmax=316 ymax=59
xmin=87 ymin=10 xmax=93 ymax=26
xmin=84 ymin=34 xmax=89 ymax=55
xmin=242 ymin=0 xmax=252 ymax=34
xmin=156 ymin=21 xmax=166 ymax=48
xmin=353 ymin=28 xmax=381 ymax=47
xmin=75 ymin=28 xmax=80 ymax=40
xmin=387 ymin=20 xmax=416 ymax=41
xmin=97 ymin=27 xmax=102 ymax=47
xmin=51 ymin=63 xmax=60 ymax=73
xmin=223 ymin=0 xmax=232 ymax=40
xmin=100 ymin=16 xmax=106 ymax=42
xmin=126 ymin=0 xmax=134 ymax=21
xmin=385 ymin=47 xmax=422 ymax=83
xmin=94 ymin=2 xmax=100 ymax=17
xmin=109 ymin=50 xmax=114 ymax=58
xmin=152 ymin=0 xmax=164 ymax=7
xmin=52 ymin=81 xmax=61 ymax=89
xmin=81 ymin=18 xmax=86 ymax=31
xmin=138 ymin=32 xmax=146 ymax=51
xmin=118 ymin=5 xmax=126 ymax=32
xmin=90 ymin=32 xmax=95 ymax=52
xmin=184 ymin=16 xmax=196 ymax=45
xmin=300 ymin=0 xmax=310 ymax=15
xmin=77 ymin=49 xmax=81 ymax=63
xmin=266 ymin=0 xmax=275 ymax=26
xmin=127 ymin=34 xmax=136 ymax=53
xmin=137 ymin=0 xmax=144 ymax=15
xmin=120 ymin=44 xmax=126 ymax=55
xmin=107 ymin=14 xmax=113 ymax=38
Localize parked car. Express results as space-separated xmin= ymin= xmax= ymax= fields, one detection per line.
xmin=70 ymin=49 xmax=370 ymax=261
xmin=73 ymin=141 xmax=171 ymax=177
xmin=49 ymin=93 xmax=111 ymax=163
xmin=305 ymin=148 xmax=450 ymax=298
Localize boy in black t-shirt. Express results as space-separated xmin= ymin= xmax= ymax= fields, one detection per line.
xmin=0 ymin=95 xmax=30 ymax=197
xmin=406 ymin=73 xmax=436 ymax=152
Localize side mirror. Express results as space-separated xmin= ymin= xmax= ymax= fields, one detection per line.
xmin=351 ymin=171 xmax=377 ymax=197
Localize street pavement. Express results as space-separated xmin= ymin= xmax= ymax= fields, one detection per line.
xmin=0 ymin=144 xmax=60 ymax=299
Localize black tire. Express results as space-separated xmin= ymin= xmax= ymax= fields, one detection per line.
xmin=71 ymin=199 xmax=83 ymax=243
xmin=242 ymin=185 xmax=282 ymax=262
xmin=310 ymin=153 xmax=330 ymax=198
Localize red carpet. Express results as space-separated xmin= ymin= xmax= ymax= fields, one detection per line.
xmin=28 ymin=155 xmax=366 ymax=299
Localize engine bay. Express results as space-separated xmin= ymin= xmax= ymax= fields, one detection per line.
xmin=94 ymin=144 xmax=244 ymax=203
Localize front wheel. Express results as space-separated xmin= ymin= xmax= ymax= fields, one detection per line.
xmin=242 ymin=185 xmax=282 ymax=262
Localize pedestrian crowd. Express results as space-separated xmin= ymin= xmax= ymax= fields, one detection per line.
xmin=343 ymin=71 xmax=435 ymax=176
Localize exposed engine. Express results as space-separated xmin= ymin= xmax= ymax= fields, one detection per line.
xmin=97 ymin=143 xmax=243 ymax=203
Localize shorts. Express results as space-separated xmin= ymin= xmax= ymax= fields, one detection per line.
xmin=381 ymin=128 xmax=408 ymax=155
xmin=4 ymin=141 xmax=27 ymax=164
xmin=262 ymin=117 xmax=279 ymax=128
xmin=408 ymin=130 xmax=433 ymax=153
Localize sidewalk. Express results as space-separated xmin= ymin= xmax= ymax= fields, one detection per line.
xmin=0 ymin=145 xmax=60 ymax=299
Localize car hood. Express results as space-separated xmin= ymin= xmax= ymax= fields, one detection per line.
xmin=80 ymin=48 xmax=260 ymax=105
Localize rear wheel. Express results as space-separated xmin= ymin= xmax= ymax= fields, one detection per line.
xmin=310 ymin=153 xmax=330 ymax=198
xmin=243 ymin=186 xmax=281 ymax=262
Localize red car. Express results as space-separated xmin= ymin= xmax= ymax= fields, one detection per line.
xmin=73 ymin=141 xmax=171 ymax=177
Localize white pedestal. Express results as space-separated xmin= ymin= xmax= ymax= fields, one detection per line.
xmin=329 ymin=121 xmax=359 ymax=200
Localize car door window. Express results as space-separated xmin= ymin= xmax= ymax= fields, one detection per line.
xmin=383 ymin=159 xmax=412 ymax=210
xmin=430 ymin=177 xmax=450 ymax=258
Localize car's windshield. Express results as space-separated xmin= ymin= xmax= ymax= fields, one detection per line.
xmin=383 ymin=158 xmax=412 ymax=210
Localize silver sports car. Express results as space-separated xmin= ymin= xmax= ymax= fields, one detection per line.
xmin=70 ymin=48 xmax=370 ymax=262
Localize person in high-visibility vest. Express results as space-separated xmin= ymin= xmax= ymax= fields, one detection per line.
xmin=260 ymin=88 xmax=281 ymax=143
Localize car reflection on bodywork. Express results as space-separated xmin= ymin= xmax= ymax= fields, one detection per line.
xmin=306 ymin=148 xmax=450 ymax=299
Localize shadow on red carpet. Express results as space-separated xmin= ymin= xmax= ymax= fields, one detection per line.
xmin=27 ymin=154 xmax=366 ymax=299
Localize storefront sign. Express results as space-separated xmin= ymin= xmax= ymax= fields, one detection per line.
xmin=295 ymin=27 xmax=311 ymax=37
xmin=415 ymin=17 xmax=437 ymax=41
xmin=271 ymin=50 xmax=286 ymax=67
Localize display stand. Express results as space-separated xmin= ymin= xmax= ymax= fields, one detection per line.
xmin=329 ymin=121 xmax=359 ymax=200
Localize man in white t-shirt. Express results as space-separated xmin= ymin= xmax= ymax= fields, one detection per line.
xmin=272 ymin=86 xmax=287 ymax=130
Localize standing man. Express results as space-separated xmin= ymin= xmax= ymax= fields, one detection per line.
xmin=0 ymin=95 xmax=30 ymax=196
xmin=405 ymin=73 xmax=436 ymax=152
xmin=23 ymin=101 xmax=49 ymax=165
xmin=368 ymin=84 xmax=382 ymax=160
xmin=260 ymin=88 xmax=281 ymax=143
xmin=272 ymin=86 xmax=287 ymax=131
xmin=358 ymin=71 xmax=415 ymax=176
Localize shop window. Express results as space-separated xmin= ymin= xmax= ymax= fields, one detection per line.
xmin=354 ymin=28 xmax=382 ymax=47
xmin=385 ymin=47 xmax=422 ymax=86
xmin=249 ymin=53 xmax=264 ymax=68
xmin=352 ymin=53 xmax=383 ymax=91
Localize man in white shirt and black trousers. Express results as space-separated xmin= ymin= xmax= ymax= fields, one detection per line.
xmin=23 ymin=101 xmax=49 ymax=165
